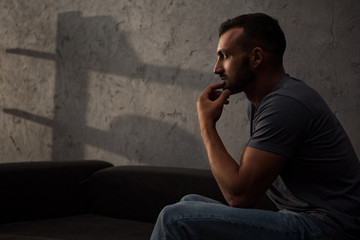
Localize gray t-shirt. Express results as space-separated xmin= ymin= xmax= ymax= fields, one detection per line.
xmin=247 ymin=74 xmax=360 ymax=240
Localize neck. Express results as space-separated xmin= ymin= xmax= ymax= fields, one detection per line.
xmin=244 ymin=66 xmax=285 ymax=108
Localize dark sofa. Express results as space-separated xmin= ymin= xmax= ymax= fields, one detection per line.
xmin=0 ymin=160 xmax=276 ymax=240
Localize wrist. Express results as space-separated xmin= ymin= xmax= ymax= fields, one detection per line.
xmin=200 ymin=122 xmax=218 ymax=143
xmin=199 ymin=119 xmax=216 ymax=131
xmin=200 ymin=121 xmax=223 ymax=150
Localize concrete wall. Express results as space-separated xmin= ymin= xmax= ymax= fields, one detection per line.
xmin=0 ymin=0 xmax=359 ymax=168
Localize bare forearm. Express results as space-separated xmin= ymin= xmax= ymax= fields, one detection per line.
xmin=200 ymin=124 xmax=244 ymax=206
xmin=197 ymin=84 xmax=258 ymax=207
xmin=197 ymin=84 xmax=286 ymax=208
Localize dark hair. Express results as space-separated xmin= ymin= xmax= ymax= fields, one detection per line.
xmin=219 ymin=13 xmax=286 ymax=64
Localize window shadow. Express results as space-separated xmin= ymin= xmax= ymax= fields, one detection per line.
xmin=4 ymin=11 xmax=209 ymax=166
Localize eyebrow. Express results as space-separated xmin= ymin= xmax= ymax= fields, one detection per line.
xmin=217 ymin=49 xmax=229 ymax=56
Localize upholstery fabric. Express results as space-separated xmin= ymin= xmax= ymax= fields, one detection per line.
xmin=88 ymin=165 xmax=226 ymax=223
xmin=0 ymin=214 xmax=154 ymax=240
xmin=0 ymin=160 xmax=112 ymax=223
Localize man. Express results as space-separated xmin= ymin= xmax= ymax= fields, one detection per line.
xmin=151 ymin=13 xmax=360 ymax=240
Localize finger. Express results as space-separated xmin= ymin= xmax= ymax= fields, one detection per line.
xmin=209 ymin=90 xmax=222 ymax=101
xmin=204 ymin=83 xmax=225 ymax=94
xmin=216 ymin=89 xmax=231 ymax=104
xmin=199 ymin=83 xmax=224 ymax=102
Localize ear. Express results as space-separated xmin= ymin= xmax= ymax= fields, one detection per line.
xmin=249 ymin=47 xmax=264 ymax=69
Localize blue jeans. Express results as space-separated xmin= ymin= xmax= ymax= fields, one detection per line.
xmin=150 ymin=194 xmax=328 ymax=240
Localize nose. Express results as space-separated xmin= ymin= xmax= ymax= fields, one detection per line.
xmin=213 ymin=59 xmax=224 ymax=75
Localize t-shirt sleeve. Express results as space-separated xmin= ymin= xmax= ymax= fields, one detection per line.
xmin=247 ymin=95 xmax=312 ymax=158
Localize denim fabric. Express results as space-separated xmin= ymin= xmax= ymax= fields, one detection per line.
xmin=150 ymin=194 xmax=329 ymax=240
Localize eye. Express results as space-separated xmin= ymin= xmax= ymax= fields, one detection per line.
xmin=218 ymin=53 xmax=227 ymax=60
xmin=217 ymin=50 xmax=229 ymax=60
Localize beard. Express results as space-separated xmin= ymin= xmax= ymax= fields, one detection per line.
xmin=225 ymin=57 xmax=255 ymax=95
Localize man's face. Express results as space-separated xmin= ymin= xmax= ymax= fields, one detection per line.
xmin=214 ymin=28 xmax=255 ymax=94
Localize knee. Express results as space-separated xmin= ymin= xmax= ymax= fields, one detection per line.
xmin=180 ymin=194 xmax=205 ymax=202
xmin=180 ymin=194 xmax=222 ymax=205
xmin=153 ymin=202 xmax=194 ymax=240
xmin=157 ymin=202 xmax=188 ymax=226
xmin=151 ymin=203 xmax=185 ymax=240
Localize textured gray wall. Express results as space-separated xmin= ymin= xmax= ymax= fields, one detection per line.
xmin=1 ymin=0 xmax=359 ymax=168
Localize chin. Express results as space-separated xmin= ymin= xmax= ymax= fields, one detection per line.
xmin=225 ymin=84 xmax=242 ymax=95
xmin=230 ymin=89 xmax=243 ymax=95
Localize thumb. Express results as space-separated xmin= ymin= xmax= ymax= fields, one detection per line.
xmin=217 ymin=89 xmax=231 ymax=104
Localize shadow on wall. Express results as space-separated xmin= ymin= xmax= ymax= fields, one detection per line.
xmin=4 ymin=11 xmax=209 ymax=165
xmin=2 ymin=109 xmax=201 ymax=166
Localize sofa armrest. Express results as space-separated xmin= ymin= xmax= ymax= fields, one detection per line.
xmin=0 ymin=160 xmax=113 ymax=223
xmin=88 ymin=166 xmax=225 ymax=223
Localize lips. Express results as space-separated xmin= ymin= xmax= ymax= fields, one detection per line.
xmin=222 ymin=80 xmax=228 ymax=90
xmin=219 ymin=74 xmax=228 ymax=89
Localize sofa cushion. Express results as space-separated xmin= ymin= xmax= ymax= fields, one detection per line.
xmin=0 ymin=160 xmax=113 ymax=223
xmin=88 ymin=165 xmax=225 ymax=223
xmin=0 ymin=214 xmax=154 ymax=240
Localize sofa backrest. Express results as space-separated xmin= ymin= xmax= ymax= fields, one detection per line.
xmin=0 ymin=160 xmax=112 ymax=224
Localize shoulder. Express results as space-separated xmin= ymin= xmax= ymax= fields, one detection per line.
xmin=250 ymin=79 xmax=315 ymax=155
xmin=262 ymin=75 xmax=328 ymax=115
xmin=256 ymin=75 xmax=324 ymax=119
xmin=255 ymin=93 xmax=312 ymax=125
